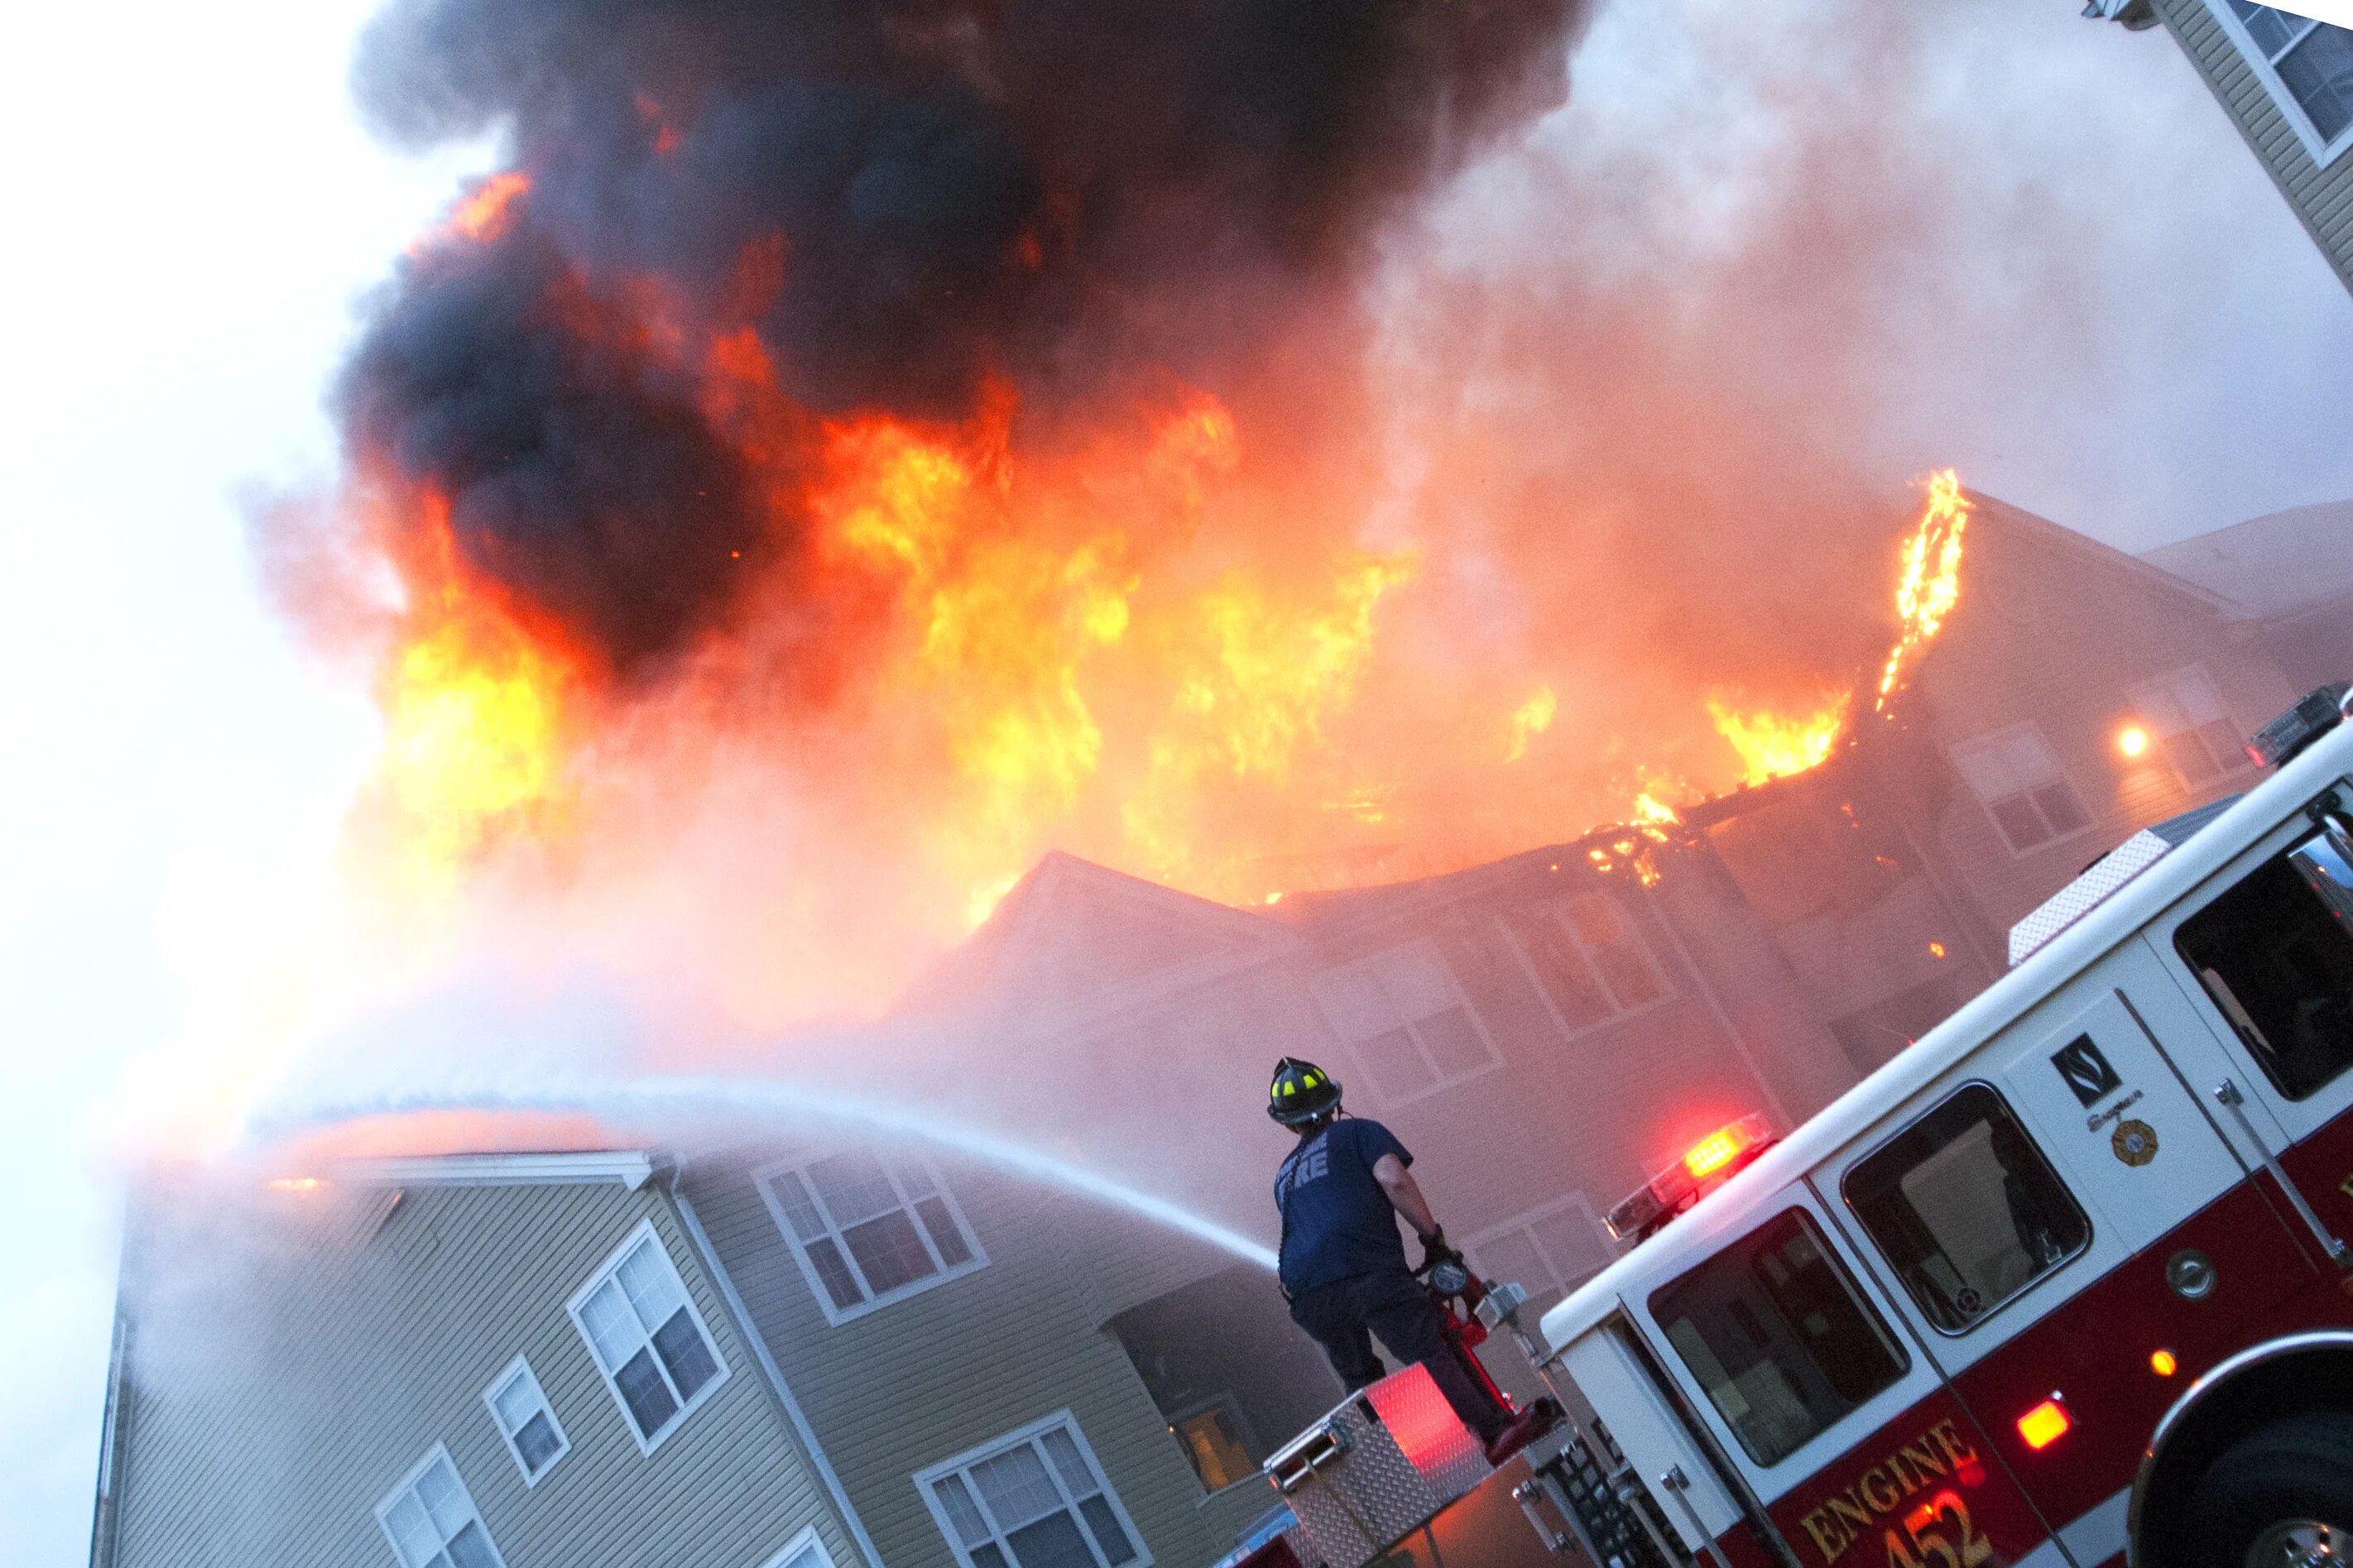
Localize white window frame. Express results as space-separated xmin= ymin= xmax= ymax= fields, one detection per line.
xmin=756 ymin=1152 xmax=989 ymax=1326
xmin=2206 ymin=0 xmax=2353 ymax=165
xmin=481 ymin=1355 xmax=569 ymax=1485
xmin=1308 ymin=939 xmax=1503 ymax=1110
xmin=375 ymin=1444 xmax=508 ymax=1568
xmin=565 ymin=1219 xmax=730 ymax=1455
xmin=759 ymin=1523 xmax=840 ymax=1568
xmin=1466 ymin=1192 xmax=1615 ymax=1300
xmin=1496 ymin=894 xmax=1672 ymax=1041
xmin=1949 ymin=722 xmax=2094 ymax=857
xmin=2128 ymin=664 xmax=2253 ymax=785
xmin=915 ymin=1410 xmax=1154 ymax=1568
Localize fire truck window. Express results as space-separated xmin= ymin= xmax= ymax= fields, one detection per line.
xmin=2177 ymin=824 xmax=2353 ymax=1101
xmin=1649 ymin=1209 xmax=1908 ymax=1467
xmin=1843 ymin=1083 xmax=2089 ymax=1334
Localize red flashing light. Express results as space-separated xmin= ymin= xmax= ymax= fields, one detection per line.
xmin=1606 ymin=1114 xmax=1778 ymax=1242
xmin=1683 ymin=1121 xmax=1760 ymax=1181
xmin=2017 ymin=1398 xmax=2071 ymax=1451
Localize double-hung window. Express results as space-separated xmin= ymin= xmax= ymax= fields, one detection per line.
xmin=920 ymin=1413 xmax=1150 ymax=1568
xmin=759 ymin=1151 xmax=987 ymax=1323
xmin=1951 ymin=724 xmax=2091 ymax=854
xmin=761 ymin=1525 xmax=838 ymax=1568
xmin=1498 ymin=894 xmax=1668 ymax=1036
xmin=377 ymin=1446 xmax=506 ymax=1568
xmin=2211 ymin=2 xmax=2353 ymax=162
xmin=568 ymin=1221 xmax=728 ymax=1451
xmin=482 ymin=1356 xmax=568 ymax=1483
xmin=1309 ymin=941 xmax=1500 ymax=1105
xmin=1468 ymin=1195 xmax=1613 ymax=1303
xmin=2129 ymin=666 xmax=2250 ymax=786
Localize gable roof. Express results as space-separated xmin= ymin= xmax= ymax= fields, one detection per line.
xmin=898 ymin=851 xmax=1294 ymax=1023
xmin=1963 ymin=490 xmax=2240 ymax=616
xmin=2139 ymin=499 xmax=2353 ymax=617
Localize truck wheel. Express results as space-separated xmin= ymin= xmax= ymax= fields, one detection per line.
xmin=2183 ymin=1412 xmax=2353 ymax=1568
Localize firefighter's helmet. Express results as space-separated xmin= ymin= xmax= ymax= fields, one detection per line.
xmin=1267 ymin=1057 xmax=1342 ymax=1126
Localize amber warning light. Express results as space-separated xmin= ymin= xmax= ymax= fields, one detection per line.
xmin=1606 ymin=1114 xmax=1777 ymax=1244
xmin=2017 ymin=1398 xmax=2071 ymax=1451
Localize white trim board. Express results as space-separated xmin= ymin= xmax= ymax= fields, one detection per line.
xmin=332 ymin=1151 xmax=656 ymax=1189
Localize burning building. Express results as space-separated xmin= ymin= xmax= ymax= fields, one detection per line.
xmin=91 ymin=480 xmax=2340 ymax=1568
xmin=89 ymin=0 xmax=2353 ymax=1559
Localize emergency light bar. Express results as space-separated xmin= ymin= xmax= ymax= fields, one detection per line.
xmin=2247 ymin=681 xmax=2351 ymax=770
xmin=1605 ymin=1114 xmax=1776 ymax=1243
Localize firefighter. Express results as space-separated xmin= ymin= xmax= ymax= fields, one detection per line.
xmin=1267 ymin=1056 xmax=1549 ymax=1466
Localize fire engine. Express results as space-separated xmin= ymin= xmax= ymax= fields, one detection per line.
xmin=1244 ymin=683 xmax=2353 ymax=1568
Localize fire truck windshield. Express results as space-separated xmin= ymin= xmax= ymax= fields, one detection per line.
xmin=1650 ymin=1210 xmax=1909 ymax=1465
xmin=1842 ymin=1082 xmax=2090 ymax=1333
xmin=2178 ymin=818 xmax=2353 ymax=1101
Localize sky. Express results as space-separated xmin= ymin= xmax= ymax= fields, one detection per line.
xmin=2 ymin=0 xmax=2350 ymax=1561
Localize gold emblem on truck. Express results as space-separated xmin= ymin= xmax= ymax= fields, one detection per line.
xmin=2111 ymin=1118 xmax=2159 ymax=1167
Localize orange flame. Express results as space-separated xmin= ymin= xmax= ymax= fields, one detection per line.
xmin=361 ymin=494 xmax=578 ymax=895
xmin=1707 ymin=692 xmax=1851 ymax=787
xmin=329 ymin=183 xmax=1983 ymax=1023
xmin=1692 ymin=468 xmax=1966 ymax=792
xmin=1505 ymin=685 xmax=1557 ymax=761
xmin=453 ymin=172 xmax=531 ymax=242
xmin=1875 ymin=468 xmax=1969 ymax=713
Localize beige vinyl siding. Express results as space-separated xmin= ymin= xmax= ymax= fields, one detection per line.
xmin=1914 ymin=496 xmax=2293 ymax=935
xmin=107 ymin=1177 xmax=857 ymax=1568
xmin=2159 ymin=0 xmax=2353 ymax=290
xmin=684 ymin=1157 xmax=1252 ymax=1568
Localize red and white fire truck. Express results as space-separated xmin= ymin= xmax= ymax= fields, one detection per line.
xmin=1254 ymin=683 xmax=2353 ymax=1568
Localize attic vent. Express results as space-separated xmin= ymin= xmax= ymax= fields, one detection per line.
xmin=2007 ymin=795 xmax=2241 ymax=966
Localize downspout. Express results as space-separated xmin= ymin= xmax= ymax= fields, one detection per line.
xmin=661 ymin=1163 xmax=887 ymax=1568
xmin=88 ymin=1224 xmax=133 ymax=1568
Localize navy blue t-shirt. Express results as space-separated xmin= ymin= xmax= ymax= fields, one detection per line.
xmin=1275 ymin=1117 xmax=1413 ymax=1295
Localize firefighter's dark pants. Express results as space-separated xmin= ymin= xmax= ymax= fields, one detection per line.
xmin=1289 ymin=1268 xmax=1510 ymax=1442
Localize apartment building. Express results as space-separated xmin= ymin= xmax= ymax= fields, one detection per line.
xmin=92 ymin=489 xmax=2342 ymax=1568
xmin=90 ymin=1153 xmax=871 ymax=1568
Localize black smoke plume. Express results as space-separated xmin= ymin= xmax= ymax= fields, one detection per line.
xmin=326 ymin=0 xmax=1590 ymax=679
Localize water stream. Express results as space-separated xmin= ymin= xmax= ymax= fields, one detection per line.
xmin=260 ymin=1076 xmax=1279 ymax=1272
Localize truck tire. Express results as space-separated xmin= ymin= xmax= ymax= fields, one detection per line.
xmin=2183 ymin=1412 xmax=2353 ymax=1567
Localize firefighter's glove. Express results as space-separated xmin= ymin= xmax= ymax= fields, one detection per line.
xmin=1417 ymin=1228 xmax=1461 ymax=1275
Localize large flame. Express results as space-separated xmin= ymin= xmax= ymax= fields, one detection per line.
xmin=1707 ymin=693 xmax=1851 ymax=787
xmin=310 ymin=170 xmax=1981 ymax=1030
xmin=1691 ymin=468 xmax=1968 ymax=795
xmin=365 ymin=493 xmax=579 ymax=895
xmin=347 ymin=197 xmax=1419 ymax=941
xmin=1875 ymin=468 xmax=1970 ymax=713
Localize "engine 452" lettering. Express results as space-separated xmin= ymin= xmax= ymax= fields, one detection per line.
xmin=1796 ymin=1418 xmax=1988 ymax=1566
